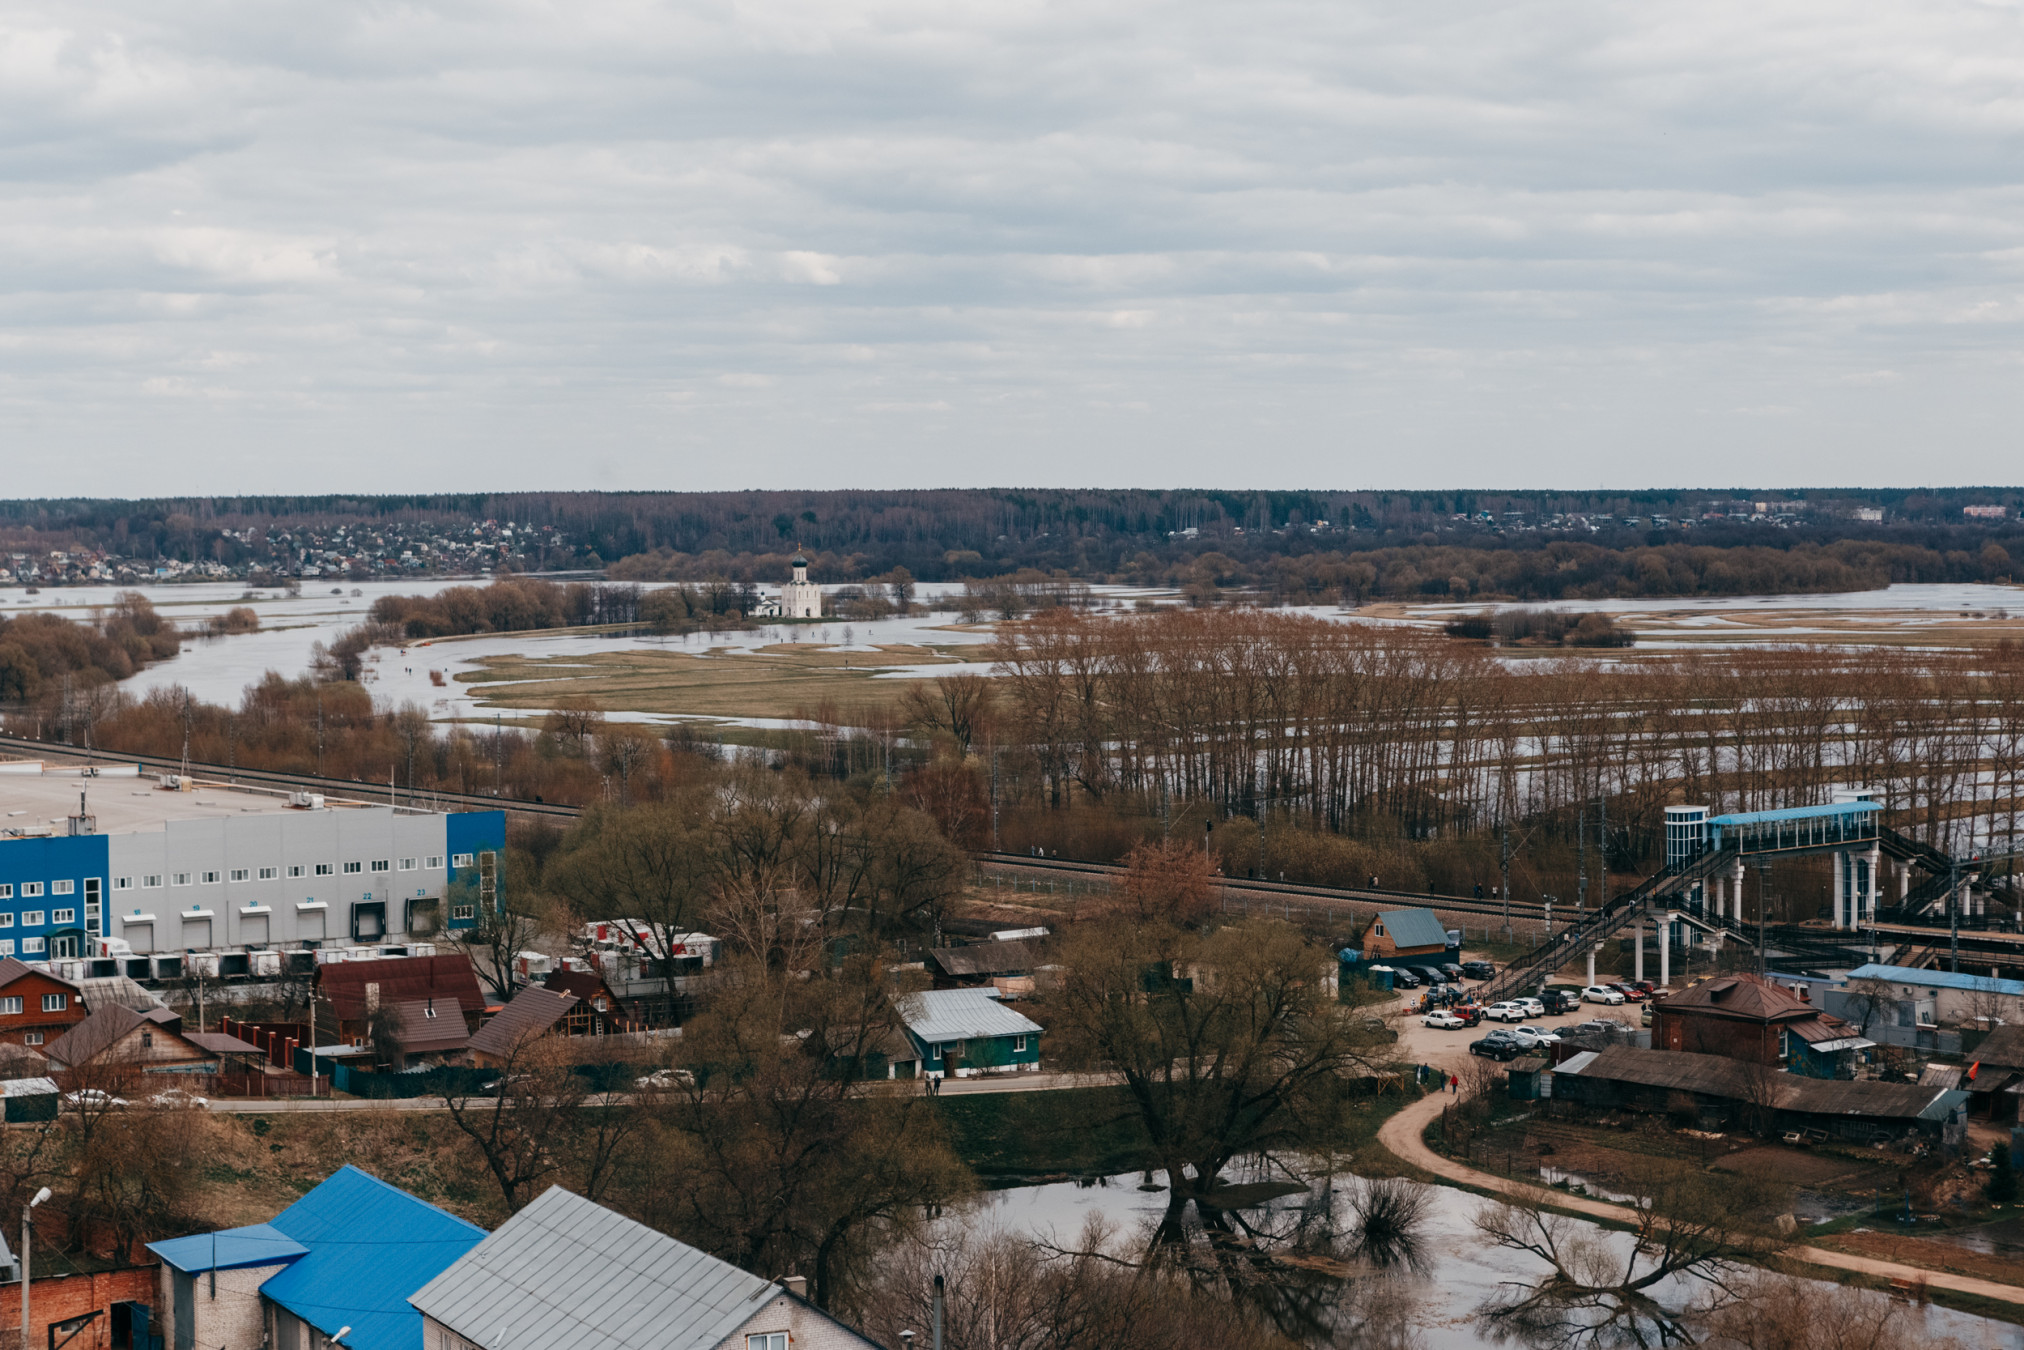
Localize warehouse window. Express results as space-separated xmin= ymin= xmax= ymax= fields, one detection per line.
xmin=399 ymin=858 xmax=416 ymax=872
xmin=0 ymin=943 xmax=12 ymax=957
xmin=51 ymin=880 xmax=73 ymax=896
xmin=314 ymin=864 xmax=333 ymax=877
xmin=260 ymin=867 xmax=278 ymax=880
xmin=230 ymin=869 xmax=249 ymax=883
xmin=201 ymin=871 xmax=220 ymax=885
xmin=289 ymin=865 xmax=306 ymax=878
xmin=426 ymin=855 xmax=444 ymax=869
xmin=0 ymin=886 xmax=10 ymax=900
xmin=114 ymin=877 xmax=131 ymax=891
xmin=51 ymin=909 xmax=74 ymax=925
xmin=143 ymin=875 xmax=162 ymax=889
xmin=21 ymin=938 xmax=43 ymax=955
xmin=451 ymin=853 xmax=474 ymax=869
xmin=451 ymin=905 xmax=475 ymax=921
xmin=343 ymin=862 xmax=362 ymax=875
xmin=21 ymin=912 xmax=42 ymax=927
xmin=171 ymin=874 xmax=190 ymax=887
xmin=370 ymin=860 xmax=390 ymax=874
xmin=0 ymin=915 xmax=12 ymax=928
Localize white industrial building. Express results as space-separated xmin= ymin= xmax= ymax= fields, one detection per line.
xmin=0 ymin=761 xmax=503 ymax=984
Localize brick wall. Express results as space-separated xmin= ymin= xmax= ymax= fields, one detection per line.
xmin=0 ymin=1263 xmax=157 ymax=1350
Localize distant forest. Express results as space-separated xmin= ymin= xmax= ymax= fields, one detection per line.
xmin=1 ymin=487 xmax=2020 ymax=599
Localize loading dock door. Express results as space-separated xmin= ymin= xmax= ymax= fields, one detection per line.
xmin=241 ymin=915 xmax=269 ymax=946
xmin=352 ymin=901 xmax=387 ymax=943
xmin=125 ymin=921 xmax=154 ymax=954
xmin=180 ymin=918 xmax=212 ymax=950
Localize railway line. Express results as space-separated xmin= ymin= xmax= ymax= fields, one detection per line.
xmin=0 ymin=733 xmax=583 ymax=821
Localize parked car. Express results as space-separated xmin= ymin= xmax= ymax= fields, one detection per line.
xmin=1469 ymin=1033 xmax=1523 ymax=1061
xmin=1568 ymin=1019 xmax=1633 ymax=1042
xmin=1461 ymin=960 xmax=1497 ymax=980
xmin=1513 ymin=1025 xmax=1561 ymax=1046
xmin=1423 ymin=1011 xmax=1468 ymax=1030
xmin=1359 ymin=1016 xmax=1400 ymax=1044
xmin=1607 ymin=982 xmax=1649 ymax=1003
xmin=1541 ymin=989 xmax=1583 ymax=1016
xmin=634 ymin=1069 xmax=695 ymax=1090
xmin=1482 ymin=1001 xmax=1527 ymax=1022
xmin=1514 ymin=997 xmax=1547 ymax=1018
xmin=1412 ymin=966 xmax=1450 ymax=985
xmin=1438 ymin=963 xmax=1466 ymax=981
xmin=480 ymin=1074 xmax=533 ymax=1096
xmin=1450 ymin=1005 xmax=1484 ymax=1027
xmin=1582 ymin=985 xmax=1626 ymax=1005
xmin=148 ymin=1089 xmax=209 ymax=1110
xmin=1391 ymin=967 xmax=1422 ymax=989
xmin=63 ymin=1089 xmax=127 ymax=1110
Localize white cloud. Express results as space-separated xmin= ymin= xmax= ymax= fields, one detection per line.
xmin=0 ymin=0 xmax=2022 ymax=491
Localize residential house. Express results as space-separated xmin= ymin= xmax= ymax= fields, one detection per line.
xmin=314 ymin=955 xmax=487 ymax=1048
xmin=466 ymin=985 xmax=629 ymax=1069
xmin=544 ymin=969 xmax=628 ymax=1018
xmin=927 ymin=940 xmax=1037 ymax=998
xmin=1651 ymin=973 xmax=1872 ymax=1077
xmin=1948 ymin=1023 xmax=2024 ymax=1123
xmin=408 ymin=1185 xmax=881 ymax=1350
xmin=148 ymin=1165 xmax=485 ymax=1350
xmin=0 ymin=957 xmax=85 ymax=1049
xmin=1359 ymin=909 xmax=1450 ymax=962
xmin=43 ymin=1004 xmax=220 ymax=1075
xmin=1553 ymin=1044 xmax=1970 ymax=1148
xmin=390 ymin=1000 xmax=473 ymax=1062
xmin=896 ymin=988 xmax=1042 ymax=1079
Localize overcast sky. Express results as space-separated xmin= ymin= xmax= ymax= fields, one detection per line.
xmin=3 ymin=0 xmax=2022 ymax=496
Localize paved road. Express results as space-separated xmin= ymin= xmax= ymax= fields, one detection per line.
xmin=1376 ymin=1088 xmax=2024 ymax=1309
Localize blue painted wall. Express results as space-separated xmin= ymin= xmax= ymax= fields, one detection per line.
xmin=442 ymin=811 xmax=506 ymax=930
xmin=0 ymin=835 xmax=107 ymax=958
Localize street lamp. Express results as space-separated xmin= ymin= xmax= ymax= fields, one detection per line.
xmin=331 ymin=1326 xmax=352 ymax=1348
xmin=21 ymin=1185 xmax=49 ymax=1349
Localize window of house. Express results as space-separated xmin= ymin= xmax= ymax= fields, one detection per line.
xmin=51 ymin=909 xmax=74 ymax=925
xmin=1013 ymin=1036 xmax=1027 ymax=1053
xmin=51 ymin=880 xmax=73 ymax=896
xmin=20 ymin=912 xmax=43 ymax=927
xmin=593 ymin=997 xmax=608 ymax=1011
xmin=0 ymin=915 xmax=12 ymax=929
xmin=21 ymin=938 xmax=43 ymax=955
xmin=451 ymin=905 xmax=475 ymax=921
xmin=141 ymin=1031 xmax=153 ymax=1048
xmin=171 ymin=874 xmax=190 ymax=887
xmin=0 ymin=886 xmax=9 ymax=899
xmin=426 ymin=855 xmax=444 ymax=869
xmin=0 ymin=998 xmax=19 ymax=1015
xmin=370 ymin=860 xmax=390 ymax=874
xmin=259 ymin=867 xmax=278 ymax=880
xmin=22 ymin=1032 xmax=40 ymax=1046
xmin=399 ymin=858 xmax=416 ymax=871
xmin=201 ymin=871 xmax=220 ymax=885
xmin=143 ymin=875 xmax=162 ymax=889
xmin=230 ymin=869 xmax=250 ymax=882
xmin=748 ymin=1336 xmax=789 ymax=1350
xmin=20 ymin=883 xmax=41 ymax=899
xmin=41 ymin=994 xmax=65 ymax=1013
xmin=451 ymin=853 xmax=474 ymax=869
xmin=315 ymin=864 xmax=334 ymax=877
xmin=343 ymin=862 xmax=362 ymax=875
xmin=0 ymin=942 xmax=14 ymax=957
xmin=114 ymin=877 xmax=131 ymax=891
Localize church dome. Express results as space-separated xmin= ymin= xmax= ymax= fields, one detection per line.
xmin=791 ymin=555 xmax=808 ymax=568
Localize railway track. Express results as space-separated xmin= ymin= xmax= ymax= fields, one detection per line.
xmin=975 ymin=851 xmax=1557 ymax=926
xmin=0 ymin=733 xmax=583 ymax=820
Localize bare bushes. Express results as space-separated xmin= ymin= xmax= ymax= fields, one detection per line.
xmin=1342 ymin=1175 xmax=1433 ymax=1268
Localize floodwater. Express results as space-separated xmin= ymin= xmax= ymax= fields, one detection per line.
xmin=973 ymin=1168 xmax=2023 ymax=1349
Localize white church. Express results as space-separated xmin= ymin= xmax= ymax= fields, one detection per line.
xmin=757 ymin=553 xmax=823 ymax=619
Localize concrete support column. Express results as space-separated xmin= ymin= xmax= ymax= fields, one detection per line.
xmin=1733 ymin=858 xmax=1746 ymax=925
xmin=1836 ymin=852 xmax=1849 ymax=930
xmin=1659 ymin=915 xmax=1672 ymax=987
xmin=1867 ymin=845 xmax=1881 ymax=924
xmin=1714 ymin=874 xmax=1726 ymax=923
xmin=1899 ymin=863 xmax=1910 ymax=902
xmin=1634 ymin=920 xmax=1645 ymax=983
xmin=1587 ymin=947 xmax=1597 ymax=987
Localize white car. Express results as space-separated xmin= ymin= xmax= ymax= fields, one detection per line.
xmin=634 ymin=1068 xmax=696 ymax=1090
xmin=1583 ymin=985 xmax=1626 ymax=1006
xmin=63 ymin=1089 xmax=128 ymax=1110
xmin=150 ymin=1089 xmax=209 ymax=1110
xmin=1482 ymin=1001 xmax=1527 ymax=1023
xmin=1513 ymin=1025 xmax=1561 ymax=1046
xmin=1514 ymin=997 xmax=1547 ymax=1018
xmin=1422 ymin=1011 xmax=1468 ymax=1030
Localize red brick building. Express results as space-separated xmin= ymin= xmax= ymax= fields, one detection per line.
xmin=0 ymin=956 xmax=86 ymax=1049
xmin=1651 ymin=974 xmax=1869 ymax=1077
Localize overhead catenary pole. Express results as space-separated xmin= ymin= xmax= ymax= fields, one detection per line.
xmin=1499 ymin=819 xmax=1512 ymax=943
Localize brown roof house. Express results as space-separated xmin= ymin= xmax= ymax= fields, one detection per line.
xmin=1651 ymin=973 xmax=1873 ymax=1078
xmin=0 ymin=958 xmax=86 ymax=1050
xmin=928 ymin=940 xmax=1038 ymax=998
xmin=544 ymin=970 xmax=628 ymax=1018
xmin=467 ymin=985 xmax=631 ymax=1069
xmin=1953 ymin=1023 xmax=2024 ymax=1123
xmin=314 ymin=955 xmax=488 ymax=1048
xmin=44 ymin=1004 xmax=221 ymax=1077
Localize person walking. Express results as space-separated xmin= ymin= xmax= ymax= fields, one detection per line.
xmin=1449 ymin=1073 xmax=1460 ymax=1095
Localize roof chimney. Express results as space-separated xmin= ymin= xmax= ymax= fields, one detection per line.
xmin=1797 ymin=984 xmax=1810 ymax=1003
xmin=782 ymin=1275 xmax=808 ymax=1300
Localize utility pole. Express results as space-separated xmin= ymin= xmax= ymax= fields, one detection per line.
xmin=1577 ymin=804 xmax=1587 ymax=918
xmin=21 ymin=1184 xmax=49 ymax=1349
xmin=990 ymin=747 xmax=1000 ymax=854
xmin=1949 ymin=855 xmax=1962 ymax=974
xmin=1499 ymin=819 xmax=1513 ymax=943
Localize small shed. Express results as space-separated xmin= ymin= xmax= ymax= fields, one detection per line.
xmin=1361 ymin=910 xmax=1449 ymax=961
xmin=928 ymin=940 xmax=1037 ymax=997
xmin=1506 ymin=1055 xmax=1549 ymax=1101
xmin=0 ymin=1076 xmax=59 ymax=1122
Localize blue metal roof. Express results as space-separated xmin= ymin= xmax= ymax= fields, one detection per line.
xmin=256 ymin=1166 xmax=485 ymax=1350
xmin=1708 ymin=802 xmax=1880 ymax=826
xmin=149 ymin=1223 xmax=307 ymax=1274
xmin=1846 ymin=964 xmax=2024 ymax=998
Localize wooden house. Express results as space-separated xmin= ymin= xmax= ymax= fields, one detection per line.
xmin=1359 ymin=909 xmax=1450 ymax=962
xmin=0 ymin=957 xmax=86 ymax=1049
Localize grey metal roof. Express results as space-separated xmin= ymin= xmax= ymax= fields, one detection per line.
xmin=409 ymin=1186 xmax=828 ymax=1350
xmin=1370 ymin=909 xmax=1449 ymax=951
xmin=897 ymin=988 xmax=1042 ymax=1044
